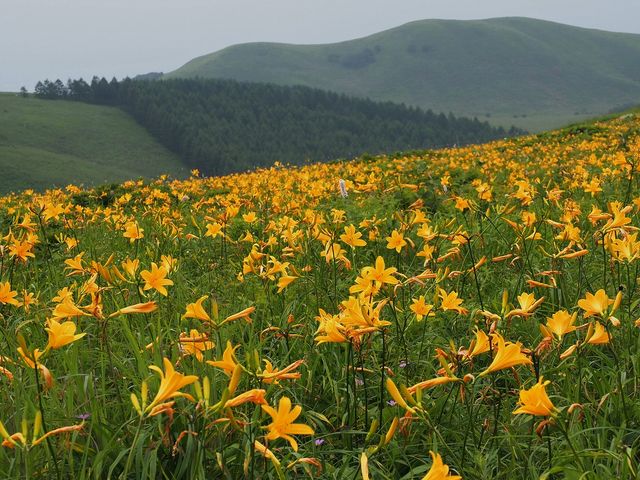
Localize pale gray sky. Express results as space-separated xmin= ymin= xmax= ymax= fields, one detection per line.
xmin=1 ymin=0 xmax=639 ymax=92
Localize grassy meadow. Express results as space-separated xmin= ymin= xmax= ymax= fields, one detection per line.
xmin=0 ymin=112 xmax=639 ymax=479
xmin=0 ymin=93 xmax=186 ymax=193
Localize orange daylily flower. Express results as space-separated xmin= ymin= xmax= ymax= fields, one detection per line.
xmin=506 ymin=292 xmax=544 ymax=318
xmin=206 ymin=341 xmax=240 ymax=375
xmin=602 ymin=203 xmax=632 ymax=232
xmin=121 ymin=258 xmax=140 ymax=278
xmin=410 ymin=296 xmax=435 ymax=321
xmin=408 ymin=376 xmax=460 ymax=394
xmin=179 ymin=329 xmax=214 ymax=361
xmin=314 ymin=311 xmax=349 ymax=344
xmin=182 ymin=296 xmax=211 ymax=322
xmin=123 ymin=221 xmax=144 ymax=242
xmin=341 ymin=224 xmax=367 ymax=248
xmin=52 ymin=298 xmax=88 ymax=320
xmin=224 ymin=389 xmax=268 ymax=408
xmin=140 ymin=262 xmax=173 ymax=296
xmin=20 ymin=291 xmax=38 ymax=312
xmin=479 ymin=334 xmax=532 ymax=376
xmin=578 ymin=289 xmax=613 ymax=318
xmin=438 ymin=289 xmax=468 ymax=315
xmin=222 ymin=306 xmax=255 ymax=324
xmin=205 ymin=222 xmax=224 ymax=238
xmin=586 ymin=321 xmax=610 ymax=344
xmin=467 ymin=328 xmax=490 ymax=358
xmin=0 ymin=415 xmax=83 ymax=449
xmin=17 ymin=347 xmax=53 ymax=389
xmin=45 ymin=318 xmax=86 ymax=349
xmin=109 ymin=301 xmax=157 ymax=317
xmin=422 ymin=451 xmax=461 ymax=480
xmin=513 ymin=377 xmax=555 ymax=416
xmin=259 ymin=359 xmax=304 ymax=384
xmin=386 ymin=229 xmax=407 ymax=253
xmin=64 ymin=253 xmax=86 ymax=276
xmin=544 ymin=310 xmax=578 ymax=340
xmin=8 ymin=240 xmax=35 ymax=262
xmin=262 ymin=396 xmax=314 ymax=452
xmin=362 ymin=256 xmax=399 ymax=286
xmin=242 ymin=212 xmax=257 ymax=223
xmin=145 ymin=357 xmax=198 ymax=413
xmin=454 ymin=196 xmax=471 ymax=211
xmin=0 ymin=282 xmax=20 ymax=306
xmin=277 ymin=275 xmax=298 ymax=293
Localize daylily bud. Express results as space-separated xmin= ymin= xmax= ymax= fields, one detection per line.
xmin=560 ymin=344 xmax=578 ymax=360
xmin=228 ymin=364 xmax=243 ymax=395
xmin=611 ymin=291 xmax=623 ymax=315
xmin=501 ymin=289 xmax=509 ymax=313
xmin=567 ymin=403 xmax=583 ymax=414
xmin=584 ymin=322 xmax=595 ymax=343
xmin=365 ymin=419 xmax=379 ymax=443
xmin=385 ymin=378 xmax=415 ymax=413
xmin=32 ymin=411 xmax=42 ymax=443
xmin=535 ymin=419 xmax=553 ymax=437
xmin=399 ymin=384 xmax=417 ymax=406
xmin=360 ymin=452 xmax=369 ymax=480
xmin=131 ymin=393 xmax=143 ymax=416
xmin=383 ymin=417 xmax=399 ymax=445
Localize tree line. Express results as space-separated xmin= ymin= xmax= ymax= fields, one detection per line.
xmin=31 ymin=76 xmax=524 ymax=175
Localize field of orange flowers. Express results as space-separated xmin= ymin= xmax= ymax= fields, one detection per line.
xmin=0 ymin=113 xmax=639 ymax=479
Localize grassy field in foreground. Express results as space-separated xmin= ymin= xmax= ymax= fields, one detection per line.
xmin=0 ymin=112 xmax=639 ymax=478
xmin=0 ymin=93 xmax=186 ymax=193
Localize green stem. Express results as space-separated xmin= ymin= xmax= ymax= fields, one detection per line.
xmin=465 ymin=235 xmax=485 ymax=311
xmin=557 ymin=420 xmax=584 ymax=471
xmin=378 ymin=329 xmax=387 ymax=428
xmin=121 ymin=417 xmax=144 ymax=479
xmin=33 ymin=364 xmax=61 ymax=480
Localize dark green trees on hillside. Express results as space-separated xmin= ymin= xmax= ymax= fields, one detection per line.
xmin=34 ymin=76 xmax=523 ymax=175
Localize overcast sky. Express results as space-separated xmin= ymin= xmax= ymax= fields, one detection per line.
xmin=1 ymin=0 xmax=639 ymax=92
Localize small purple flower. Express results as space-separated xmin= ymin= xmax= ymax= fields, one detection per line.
xmin=76 ymin=413 xmax=91 ymax=420
xmin=399 ymin=360 xmax=407 ymax=368
xmin=355 ymin=378 xmax=364 ymax=387
xmin=314 ymin=438 xmax=325 ymax=446
xmin=387 ymin=400 xmax=397 ymax=406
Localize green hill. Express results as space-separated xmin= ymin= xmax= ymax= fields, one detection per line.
xmin=0 ymin=93 xmax=187 ymax=193
xmin=45 ymin=77 xmax=518 ymax=177
xmin=165 ymin=17 xmax=640 ymax=131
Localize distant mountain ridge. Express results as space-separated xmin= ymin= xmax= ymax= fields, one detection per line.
xmin=163 ymin=17 xmax=640 ymax=131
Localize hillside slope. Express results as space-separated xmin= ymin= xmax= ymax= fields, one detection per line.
xmin=166 ymin=17 xmax=640 ymax=131
xmin=0 ymin=100 xmax=639 ymax=478
xmin=40 ymin=77 xmax=517 ymax=176
xmin=0 ymin=93 xmax=187 ymax=193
